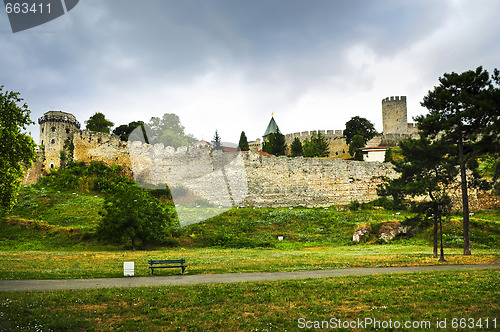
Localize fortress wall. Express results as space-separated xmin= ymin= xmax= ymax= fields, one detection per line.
xmin=72 ymin=130 xmax=132 ymax=172
xmin=26 ymin=139 xmax=496 ymax=210
xmin=284 ymin=130 xmax=348 ymax=156
xmin=242 ymin=152 xmax=398 ymax=207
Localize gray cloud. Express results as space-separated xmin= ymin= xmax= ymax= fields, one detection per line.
xmin=0 ymin=0 xmax=498 ymax=143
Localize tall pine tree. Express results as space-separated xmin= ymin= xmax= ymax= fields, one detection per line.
xmin=418 ymin=66 xmax=500 ymax=255
xmin=238 ymin=131 xmax=250 ymax=151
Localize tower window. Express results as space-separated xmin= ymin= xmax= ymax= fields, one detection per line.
xmin=51 ymin=139 xmax=55 ymax=144
xmin=50 ymin=164 xmax=54 ymax=169
xmin=51 ymin=127 xmax=56 ymax=132
xmin=66 ymin=128 xmax=70 ymax=134
xmin=41 ymin=140 xmax=44 ymax=145
xmin=41 ymin=128 xmax=44 ymax=133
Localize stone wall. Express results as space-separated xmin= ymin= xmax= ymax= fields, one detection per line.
xmin=72 ymin=130 xmax=132 ymax=172
xmin=284 ymin=130 xmax=349 ymax=156
xmin=242 ymin=152 xmax=398 ymax=207
xmin=124 ymin=145 xmax=399 ymax=207
xmin=24 ymin=137 xmax=497 ymax=211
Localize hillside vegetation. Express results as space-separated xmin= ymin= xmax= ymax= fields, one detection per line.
xmin=3 ymin=182 xmax=499 ymax=251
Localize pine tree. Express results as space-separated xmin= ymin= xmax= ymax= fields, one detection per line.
xmin=262 ymin=133 xmax=286 ymax=156
xmin=212 ymin=130 xmax=223 ymax=151
xmin=418 ymin=66 xmax=500 ymax=255
xmin=314 ymin=132 xmax=329 ymax=157
xmin=290 ymin=137 xmax=303 ymax=157
xmin=238 ymin=131 xmax=250 ymax=151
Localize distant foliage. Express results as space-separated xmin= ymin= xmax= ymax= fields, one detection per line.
xmin=85 ymin=112 xmax=114 ymax=133
xmin=113 ymin=121 xmax=146 ymax=142
xmin=144 ymin=113 xmax=197 ymax=148
xmin=343 ymin=116 xmax=377 ymax=145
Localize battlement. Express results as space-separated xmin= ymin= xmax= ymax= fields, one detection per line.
xmin=381 ymin=96 xmax=406 ymax=104
xmin=38 ymin=111 xmax=81 ymax=128
xmin=285 ymin=130 xmax=344 ymax=141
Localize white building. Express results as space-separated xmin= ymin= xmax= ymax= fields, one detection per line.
xmin=361 ymin=146 xmax=390 ymax=163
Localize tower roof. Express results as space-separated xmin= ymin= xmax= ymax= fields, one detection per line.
xmin=263 ymin=116 xmax=281 ymax=137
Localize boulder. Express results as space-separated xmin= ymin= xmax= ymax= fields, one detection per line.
xmin=353 ymin=225 xmax=371 ymax=243
xmin=377 ymin=221 xmax=410 ymax=242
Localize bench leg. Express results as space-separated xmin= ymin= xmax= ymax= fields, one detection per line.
xmin=150 ymin=268 xmax=154 ymax=275
xmin=181 ymin=266 xmax=185 ymax=275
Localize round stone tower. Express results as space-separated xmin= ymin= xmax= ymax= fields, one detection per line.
xmin=38 ymin=110 xmax=81 ymax=170
xmin=382 ymin=96 xmax=407 ymax=135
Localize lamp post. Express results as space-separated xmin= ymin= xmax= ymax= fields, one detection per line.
xmin=438 ymin=202 xmax=446 ymax=262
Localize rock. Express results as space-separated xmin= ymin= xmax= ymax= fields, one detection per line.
xmin=377 ymin=221 xmax=410 ymax=242
xmin=353 ymin=226 xmax=371 ymax=243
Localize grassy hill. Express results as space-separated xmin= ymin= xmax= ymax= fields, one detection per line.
xmin=2 ymin=183 xmax=499 ymax=251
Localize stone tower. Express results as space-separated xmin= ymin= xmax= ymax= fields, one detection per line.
xmin=382 ymin=96 xmax=407 ymax=135
xmin=38 ymin=111 xmax=81 ymax=170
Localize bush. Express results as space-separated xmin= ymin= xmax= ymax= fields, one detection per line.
xmin=349 ymin=200 xmax=361 ymax=211
xmin=38 ymin=161 xmax=131 ymax=193
xmin=96 ymin=182 xmax=179 ymax=250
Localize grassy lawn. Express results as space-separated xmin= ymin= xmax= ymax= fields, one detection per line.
xmin=0 ymin=268 xmax=498 ymax=331
xmin=0 ymin=246 xmax=498 ymax=280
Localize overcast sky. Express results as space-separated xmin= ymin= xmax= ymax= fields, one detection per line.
xmin=1 ymin=0 xmax=499 ymax=145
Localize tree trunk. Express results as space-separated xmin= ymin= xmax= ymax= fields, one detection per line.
xmin=458 ymin=136 xmax=471 ymax=255
xmin=433 ymin=211 xmax=438 ymax=258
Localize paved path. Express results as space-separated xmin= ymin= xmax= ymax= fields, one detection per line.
xmin=0 ymin=264 xmax=498 ymax=292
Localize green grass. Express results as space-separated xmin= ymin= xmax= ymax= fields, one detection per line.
xmin=0 ymin=184 xmax=498 ymax=280
xmin=10 ymin=186 xmax=103 ymax=228
xmin=0 ymin=246 xmax=498 ymax=280
xmin=0 ymin=268 xmax=498 ymax=331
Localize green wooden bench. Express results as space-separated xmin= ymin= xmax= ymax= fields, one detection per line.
xmin=148 ymin=259 xmax=186 ymax=275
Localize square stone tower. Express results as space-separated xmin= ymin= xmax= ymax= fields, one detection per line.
xmin=382 ymin=96 xmax=408 ymax=135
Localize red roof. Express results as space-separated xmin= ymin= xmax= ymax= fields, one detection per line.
xmin=361 ymin=146 xmax=391 ymax=151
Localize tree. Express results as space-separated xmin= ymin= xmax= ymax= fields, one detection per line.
xmin=302 ymin=132 xmax=329 ymax=157
xmin=238 ymin=131 xmax=250 ymax=151
xmin=113 ymin=121 xmax=146 ymax=141
xmin=85 ymin=112 xmax=114 ymax=133
xmin=378 ymin=138 xmax=458 ymax=258
xmin=0 ymin=86 xmax=37 ymax=217
xmin=290 ymin=137 xmax=303 ymax=157
xmin=145 ymin=113 xmax=197 ymax=148
xmin=302 ymin=138 xmax=315 ymax=157
xmin=212 ymin=130 xmax=223 ymax=151
xmin=312 ymin=132 xmax=329 ymax=157
xmin=344 ymin=116 xmax=377 ymax=145
xmin=262 ymin=132 xmax=286 ymax=156
xmin=97 ymin=182 xmax=178 ymax=250
xmin=418 ymin=66 xmax=500 ymax=255
xmin=348 ymin=134 xmax=365 ymax=161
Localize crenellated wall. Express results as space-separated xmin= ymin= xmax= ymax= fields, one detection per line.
xmin=284 ymin=129 xmax=348 ymax=156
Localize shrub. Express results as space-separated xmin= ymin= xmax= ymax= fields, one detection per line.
xmin=349 ymin=200 xmax=361 ymax=211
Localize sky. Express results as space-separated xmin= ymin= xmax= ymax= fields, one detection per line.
xmin=1 ymin=0 xmax=499 ymax=146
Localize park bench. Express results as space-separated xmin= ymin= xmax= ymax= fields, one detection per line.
xmin=148 ymin=259 xmax=186 ymax=275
